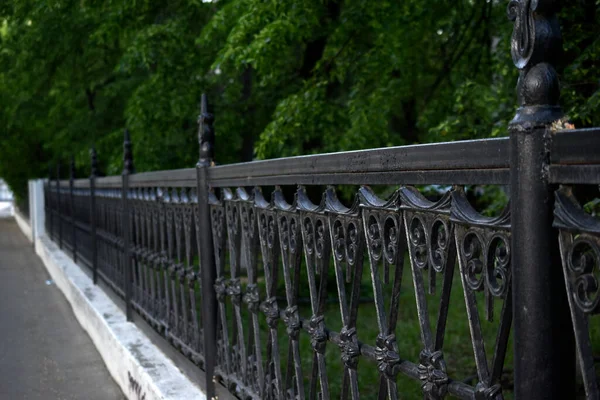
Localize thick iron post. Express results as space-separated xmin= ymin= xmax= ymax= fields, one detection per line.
xmin=508 ymin=1 xmax=575 ymax=397
xmin=70 ymin=156 xmax=77 ymax=263
xmin=122 ymin=129 xmax=135 ymax=322
xmin=90 ymin=147 xmax=98 ymax=285
xmin=196 ymin=94 xmax=217 ymax=399
xmin=57 ymin=163 xmax=63 ymax=249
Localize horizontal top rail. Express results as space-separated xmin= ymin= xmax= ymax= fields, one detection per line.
xmin=549 ymin=128 xmax=600 ymax=184
xmin=550 ymin=128 xmax=600 ymax=165
xmin=128 ymin=168 xmax=196 ymax=187
xmin=83 ymin=137 xmax=511 ymax=188
xmin=208 ymin=137 xmax=509 ymax=186
xmin=73 ymin=178 xmax=91 ymax=188
xmin=60 ymin=131 xmax=598 ymax=187
xmin=208 ymin=168 xmax=509 ymax=186
xmin=95 ymin=175 xmax=122 ymax=188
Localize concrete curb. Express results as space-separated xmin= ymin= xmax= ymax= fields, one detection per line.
xmin=14 ymin=210 xmax=32 ymax=242
xmin=29 ymin=233 xmax=206 ymax=400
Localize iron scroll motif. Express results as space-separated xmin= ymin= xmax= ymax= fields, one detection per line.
xmin=451 ymin=188 xmax=512 ymax=399
xmin=52 ymin=158 xmax=529 ymax=400
xmin=222 ymin=188 xmax=251 ymax=390
xmin=237 ymin=188 xmax=265 ymax=397
xmin=400 ymin=186 xmax=456 ymax=400
xmin=255 ymin=189 xmax=284 ymax=400
xmin=564 ymin=238 xmax=600 ymax=314
xmin=157 ymin=187 xmax=170 ymax=329
xmin=507 ymin=0 xmax=535 ymax=69
xmin=553 ymin=186 xmax=600 ymax=398
xmin=360 ymin=186 xmax=404 ymax=400
xmin=298 ymin=186 xmax=331 ymax=400
xmin=326 ymin=187 xmax=365 ymax=400
xmin=273 ymin=187 xmax=305 ymax=400
xmin=207 ymin=190 xmax=232 ymax=381
xmin=400 ymin=186 xmax=454 ymax=294
xmin=507 ymin=0 xmax=563 ymax=125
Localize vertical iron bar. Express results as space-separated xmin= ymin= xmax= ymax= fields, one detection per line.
xmin=123 ymin=129 xmax=135 ymax=322
xmin=91 ymin=147 xmax=98 ymax=285
xmin=70 ymin=156 xmax=77 ymax=263
xmin=196 ymin=94 xmax=217 ymax=399
xmin=508 ymin=1 xmax=575 ymax=397
xmin=57 ymin=163 xmax=62 ymax=250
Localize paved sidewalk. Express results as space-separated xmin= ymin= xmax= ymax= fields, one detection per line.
xmin=0 ymin=218 xmax=125 ymax=400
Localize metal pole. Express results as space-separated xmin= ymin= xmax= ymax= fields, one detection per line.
xmin=508 ymin=1 xmax=575 ymax=397
xmin=196 ymin=93 xmax=217 ymax=399
xmin=57 ymin=163 xmax=63 ymax=250
xmin=48 ymin=165 xmax=54 ymax=241
xmin=90 ymin=147 xmax=98 ymax=285
xmin=123 ymin=129 xmax=135 ymax=322
xmin=29 ymin=181 xmax=35 ymax=248
xmin=70 ymin=156 xmax=77 ymax=263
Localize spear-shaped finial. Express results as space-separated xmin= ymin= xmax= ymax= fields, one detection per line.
xmin=70 ymin=156 xmax=76 ymax=181
xmin=90 ymin=146 xmax=99 ymax=178
xmin=197 ymin=93 xmax=215 ymax=166
xmin=123 ymin=128 xmax=135 ymax=175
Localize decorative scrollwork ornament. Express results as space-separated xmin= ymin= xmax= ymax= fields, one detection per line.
xmin=418 ymin=349 xmax=448 ymax=399
xmin=568 ymin=238 xmax=600 ymax=314
xmin=283 ymin=306 xmax=301 ymax=339
xmin=338 ymin=326 xmax=360 ymax=370
xmin=215 ymin=276 xmax=227 ymax=302
xmin=243 ymin=283 xmax=260 ymax=313
xmin=260 ymin=297 xmax=280 ymax=329
xmin=507 ymin=0 xmax=563 ymax=125
xmin=228 ymin=278 xmax=242 ymax=305
xmin=307 ymin=315 xmax=327 ymax=354
xmin=375 ymin=333 xmax=400 ymax=380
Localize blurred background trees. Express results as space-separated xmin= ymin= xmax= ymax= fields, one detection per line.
xmin=1 ymin=0 xmax=599 ymax=200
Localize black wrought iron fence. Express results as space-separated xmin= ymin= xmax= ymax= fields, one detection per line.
xmin=42 ymin=3 xmax=600 ymax=400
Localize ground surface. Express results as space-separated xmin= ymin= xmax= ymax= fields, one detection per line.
xmin=0 ymin=217 xmax=125 ymax=400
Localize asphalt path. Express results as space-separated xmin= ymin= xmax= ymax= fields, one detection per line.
xmin=0 ymin=218 xmax=124 ymax=400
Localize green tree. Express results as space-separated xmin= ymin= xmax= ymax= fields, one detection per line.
xmin=0 ymin=0 xmax=598 ymax=200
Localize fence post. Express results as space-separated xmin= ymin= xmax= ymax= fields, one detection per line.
xmin=196 ymin=94 xmax=217 ymax=399
xmin=57 ymin=163 xmax=63 ymax=250
xmin=70 ymin=156 xmax=77 ymax=263
xmin=90 ymin=147 xmax=98 ymax=285
xmin=122 ymin=129 xmax=135 ymax=322
xmin=508 ymin=1 xmax=575 ymax=397
xmin=33 ymin=179 xmax=45 ymax=242
xmin=29 ymin=180 xmax=35 ymax=245
xmin=48 ymin=165 xmax=54 ymax=241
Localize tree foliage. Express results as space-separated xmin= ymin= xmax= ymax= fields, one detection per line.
xmin=1 ymin=0 xmax=599 ymax=200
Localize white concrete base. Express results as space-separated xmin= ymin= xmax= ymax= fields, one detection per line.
xmin=14 ymin=210 xmax=32 ymax=242
xmin=0 ymin=201 xmax=14 ymax=219
xmin=32 ymin=235 xmax=206 ymax=400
